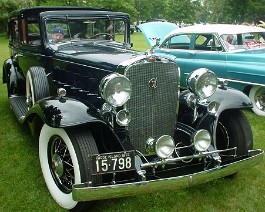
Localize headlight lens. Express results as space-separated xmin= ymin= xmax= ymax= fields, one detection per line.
xmin=192 ymin=129 xmax=211 ymax=152
xmin=187 ymin=68 xmax=218 ymax=99
xmin=207 ymin=101 xmax=220 ymax=115
xmin=100 ymin=73 xmax=131 ymax=107
xmin=155 ymin=135 xmax=175 ymax=159
xmin=116 ymin=110 xmax=131 ymax=126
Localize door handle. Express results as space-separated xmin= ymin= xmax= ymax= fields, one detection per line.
xmin=188 ymin=51 xmax=196 ymax=55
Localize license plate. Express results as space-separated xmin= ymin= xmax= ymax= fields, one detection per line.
xmin=91 ymin=150 xmax=135 ymax=174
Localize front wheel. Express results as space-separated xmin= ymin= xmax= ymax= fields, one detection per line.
xmin=249 ymin=86 xmax=265 ymax=116
xmin=39 ymin=124 xmax=101 ymax=210
xmin=216 ymin=110 xmax=253 ymax=159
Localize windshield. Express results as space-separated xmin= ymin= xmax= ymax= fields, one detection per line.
xmin=220 ymin=32 xmax=265 ymax=51
xmin=45 ymin=17 xmax=128 ymax=49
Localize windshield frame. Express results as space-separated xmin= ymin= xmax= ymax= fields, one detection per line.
xmin=40 ymin=11 xmax=131 ymax=50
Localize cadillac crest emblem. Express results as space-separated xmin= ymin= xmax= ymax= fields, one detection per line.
xmin=149 ymin=78 xmax=158 ymax=89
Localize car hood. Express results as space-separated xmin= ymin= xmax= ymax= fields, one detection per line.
xmin=53 ymin=41 xmax=142 ymax=71
xmin=138 ymin=22 xmax=178 ymax=46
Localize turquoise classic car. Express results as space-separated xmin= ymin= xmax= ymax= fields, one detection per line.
xmin=139 ymin=23 xmax=265 ymax=116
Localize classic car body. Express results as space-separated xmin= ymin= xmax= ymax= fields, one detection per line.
xmin=2 ymin=7 xmax=264 ymax=210
xmin=139 ymin=23 xmax=265 ymax=116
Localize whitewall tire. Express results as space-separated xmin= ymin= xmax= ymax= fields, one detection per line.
xmin=249 ymin=86 xmax=265 ymax=116
xmin=39 ymin=124 xmax=80 ymax=209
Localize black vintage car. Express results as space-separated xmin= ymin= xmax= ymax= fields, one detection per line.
xmin=2 ymin=7 xmax=264 ymax=211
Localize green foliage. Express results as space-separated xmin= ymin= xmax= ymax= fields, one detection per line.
xmin=0 ymin=0 xmax=35 ymax=33
xmin=40 ymin=0 xmax=137 ymax=19
xmin=1 ymin=0 xmax=265 ymax=35
xmin=163 ymin=0 xmax=199 ymax=24
xmin=204 ymin=0 xmax=265 ymax=24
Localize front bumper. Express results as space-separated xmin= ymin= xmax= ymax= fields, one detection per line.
xmin=72 ymin=149 xmax=263 ymax=201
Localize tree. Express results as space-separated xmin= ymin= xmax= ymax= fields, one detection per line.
xmin=0 ymin=0 xmax=35 ymax=34
xmin=163 ymin=0 xmax=201 ymax=24
xmin=203 ymin=0 xmax=265 ymax=24
xmin=203 ymin=0 xmax=231 ymax=23
xmin=228 ymin=0 xmax=265 ymax=24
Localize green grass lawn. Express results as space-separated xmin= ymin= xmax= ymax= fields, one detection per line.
xmin=0 ymin=34 xmax=264 ymax=211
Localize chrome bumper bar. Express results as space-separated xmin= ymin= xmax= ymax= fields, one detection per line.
xmin=72 ymin=149 xmax=264 ymax=202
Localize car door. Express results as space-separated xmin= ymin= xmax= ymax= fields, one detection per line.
xmin=16 ymin=17 xmax=50 ymax=77
xmin=158 ymin=33 xmax=227 ymax=88
xmin=156 ymin=33 xmax=193 ymax=87
xmin=189 ymin=33 xmax=227 ymax=80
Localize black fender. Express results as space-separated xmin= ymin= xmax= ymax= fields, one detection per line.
xmin=3 ymin=58 xmax=25 ymax=96
xmin=178 ymin=87 xmax=252 ymax=136
xmin=2 ymin=59 xmax=11 ymax=84
xmin=26 ymin=96 xmax=105 ymax=128
xmin=207 ymin=87 xmax=252 ymax=116
xmin=3 ymin=58 xmax=14 ymax=84
xmin=195 ymin=87 xmax=252 ymax=130
xmin=26 ymin=96 xmax=126 ymax=152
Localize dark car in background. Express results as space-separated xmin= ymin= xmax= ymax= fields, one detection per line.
xmin=2 ymin=7 xmax=263 ymax=211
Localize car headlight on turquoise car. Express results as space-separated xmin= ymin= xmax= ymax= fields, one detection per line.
xmin=100 ymin=73 xmax=132 ymax=107
xmin=187 ymin=68 xmax=218 ymax=99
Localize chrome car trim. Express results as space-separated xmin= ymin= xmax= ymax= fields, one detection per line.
xmin=217 ymin=78 xmax=264 ymax=87
xmin=72 ymin=149 xmax=263 ymax=202
xmin=125 ymin=61 xmax=179 ymax=154
xmin=141 ymin=147 xmax=235 ymax=168
xmin=184 ymin=74 xmax=265 ymax=88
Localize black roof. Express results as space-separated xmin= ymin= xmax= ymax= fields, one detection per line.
xmin=9 ymin=6 xmax=115 ymax=18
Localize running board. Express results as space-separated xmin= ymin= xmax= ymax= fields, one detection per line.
xmin=9 ymin=96 xmax=28 ymax=122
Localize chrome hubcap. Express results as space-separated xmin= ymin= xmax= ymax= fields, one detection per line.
xmin=52 ymin=153 xmax=64 ymax=177
xmin=254 ymin=87 xmax=265 ymax=111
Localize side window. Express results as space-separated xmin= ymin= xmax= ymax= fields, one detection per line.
xmin=9 ymin=19 xmax=19 ymax=43
xmin=27 ymin=18 xmax=41 ymax=45
xmin=194 ymin=34 xmax=220 ymax=51
xmin=162 ymin=34 xmax=191 ymax=49
xmin=195 ymin=35 xmax=207 ymax=45
xmin=113 ymin=20 xmax=126 ymax=43
xmin=194 ymin=34 xmax=210 ymax=50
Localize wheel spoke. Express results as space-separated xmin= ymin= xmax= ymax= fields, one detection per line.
xmin=49 ymin=135 xmax=74 ymax=192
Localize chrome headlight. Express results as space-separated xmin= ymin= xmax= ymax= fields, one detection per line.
xmin=146 ymin=135 xmax=175 ymax=159
xmin=100 ymin=73 xmax=131 ymax=107
xmin=116 ymin=109 xmax=131 ymax=126
xmin=192 ymin=129 xmax=211 ymax=152
xmin=187 ymin=68 xmax=218 ymax=99
xmin=207 ymin=101 xmax=220 ymax=115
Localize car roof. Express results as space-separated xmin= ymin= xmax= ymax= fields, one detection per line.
xmin=9 ymin=6 xmax=125 ymax=18
xmin=167 ymin=24 xmax=265 ymax=37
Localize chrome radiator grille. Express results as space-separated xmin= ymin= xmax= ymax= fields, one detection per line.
xmin=125 ymin=60 xmax=179 ymax=154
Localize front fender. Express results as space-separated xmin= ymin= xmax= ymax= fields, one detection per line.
xmin=27 ymin=96 xmax=105 ymax=128
xmin=2 ymin=59 xmax=12 ymax=84
xmin=3 ymin=58 xmax=25 ymax=95
xmin=178 ymin=87 xmax=252 ymax=130
xmin=208 ymin=87 xmax=252 ymax=116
